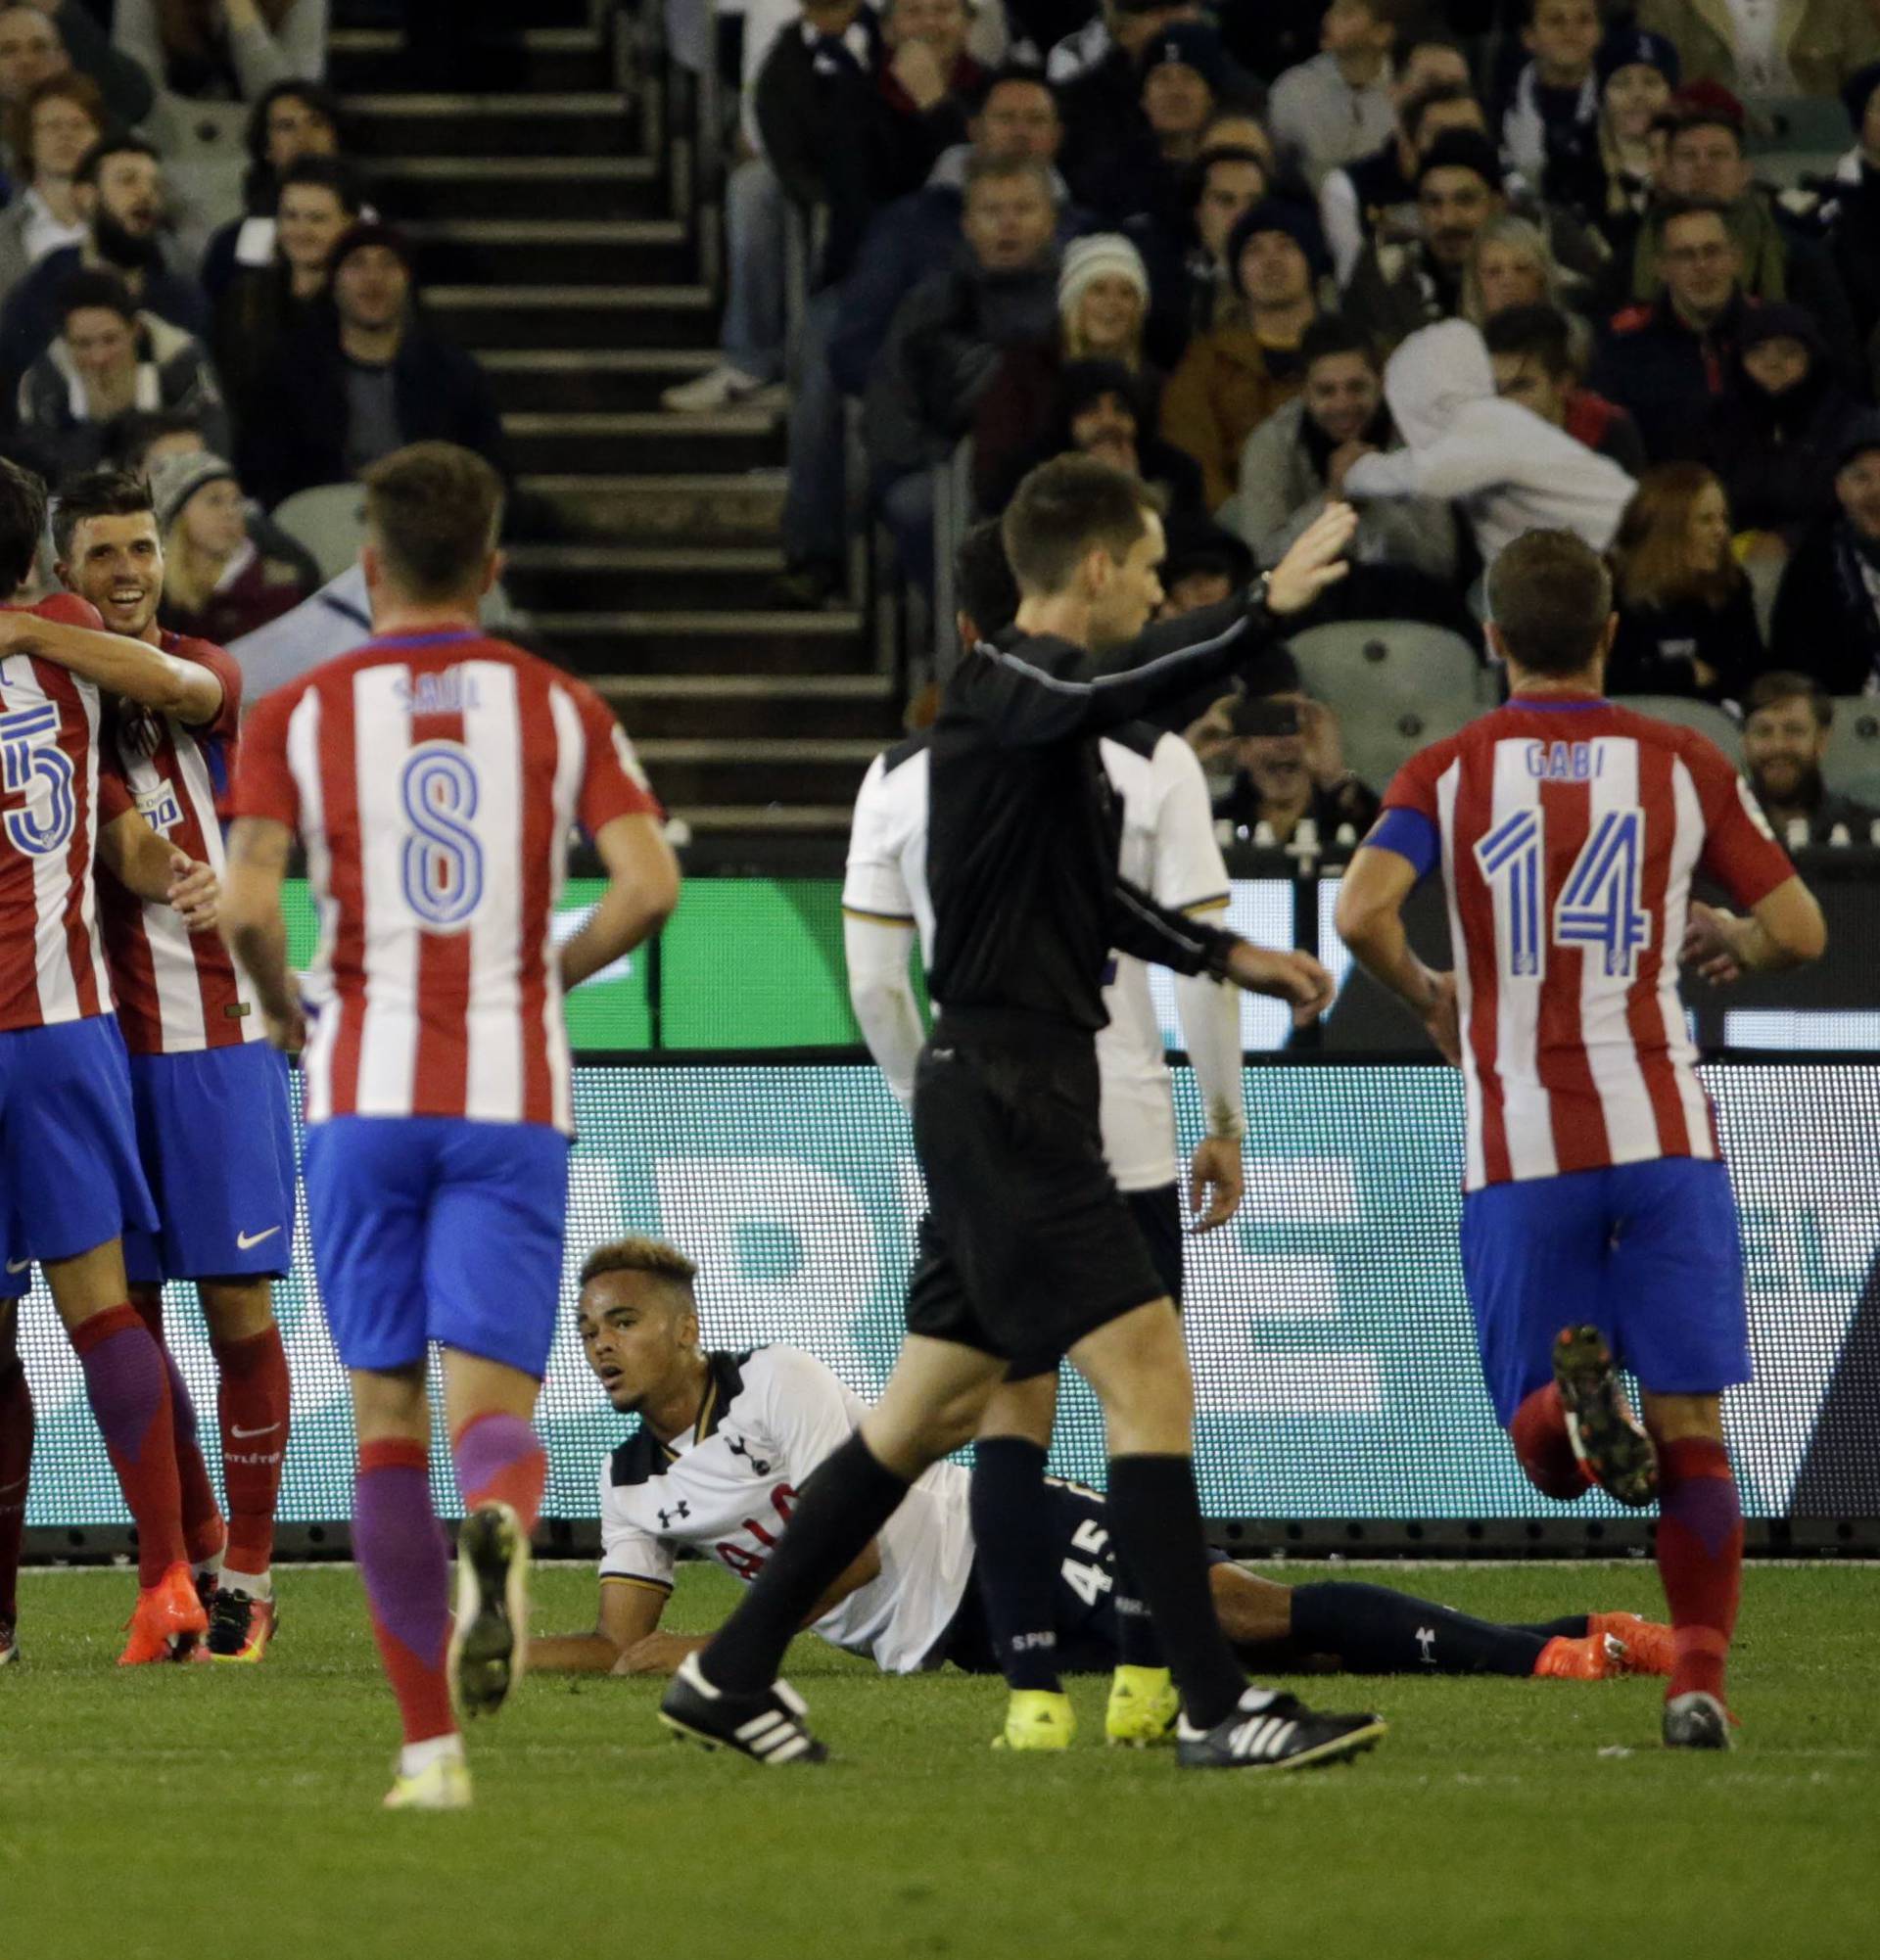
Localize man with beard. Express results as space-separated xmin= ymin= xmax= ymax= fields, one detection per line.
xmin=1740 ymin=675 xmax=1880 ymax=842
xmin=0 ymin=135 xmax=208 ymax=389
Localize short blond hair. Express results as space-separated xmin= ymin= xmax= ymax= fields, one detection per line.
xmin=578 ymin=1236 xmax=698 ymax=1295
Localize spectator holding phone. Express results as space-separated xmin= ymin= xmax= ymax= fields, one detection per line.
xmin=1209 ymin=691 xmax=1381 ymax=844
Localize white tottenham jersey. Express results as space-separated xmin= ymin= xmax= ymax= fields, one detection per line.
xmin=598 ymin=1346 xmax=974 ymax=1674
xmin=841 ymin=725 xmax=1231 ymax=1190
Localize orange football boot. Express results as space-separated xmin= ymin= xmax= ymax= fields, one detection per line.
xmin=1589 ymin=1610 xmax=1675 ymax=1676
xmin=118 ymin=1562 xmax=211 ymax=1665
xmin=1533 ymin=1631 xmax=1627 ymax=1680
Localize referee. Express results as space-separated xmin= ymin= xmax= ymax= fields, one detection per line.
xmin=661 ymin=459 xmax=1384 ymax=1771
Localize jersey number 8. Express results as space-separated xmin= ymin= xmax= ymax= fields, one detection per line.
xmin=400 ymin=740 xmax=485 ymax=929
xmin=0 ymin=701 xmax=76 ymax=858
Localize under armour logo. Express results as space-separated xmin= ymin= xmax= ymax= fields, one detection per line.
xmin=1415 ymin=1625 xmax=1437 ymax=1665
xmin=657 ymin=1501 xmax=691 ymax=1530
xmin=725 ymin=1434 xmax=772 ymax=1475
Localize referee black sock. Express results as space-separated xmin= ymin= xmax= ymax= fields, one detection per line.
xmin=1104 ymin=1454 xmax=1245 ymax=1730
xmin=968 ymin=1437 xmax=1062 ymax=1693
xmin=1287 ymin=1582 xmax=1552 ymax=1677
xmin=699 ymin=1433 xmax=910 ymax=1695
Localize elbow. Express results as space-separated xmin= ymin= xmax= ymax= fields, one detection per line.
xmin=1780 ymin=902 xmax=1828 ymax=967
xmin=640 ymin=853 xmax=681 ymax=934
xmin=1333 ymin=888 xmax=1383 ymax=954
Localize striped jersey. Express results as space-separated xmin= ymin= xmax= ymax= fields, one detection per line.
xmin=0 ymin=595 xmax=128 ymax=1033
xmin=230 ymin=629 xmax=660 ymax=1133
xmin=97 ymin=632 xmax=262 ymax=1055
xmin=1374 ymin=696 xmax=1795 ymax=1190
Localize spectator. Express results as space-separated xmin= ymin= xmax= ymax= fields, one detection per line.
xmin=1460 ymin=213 xmax=1579 ymax=327
xmin=862 ymin=155 xmax=1060 ymax=588
xmin=1345 ymin=318 xmax=1635 ymax=561
xmin=1500 ymin=0 xmax=1602 ymax=181
xmin=1483 ymin=301 xmax=1647 ymax=475
xmin=147 ymin=446 xmax=309 ymax=641
xmin=1156 ymin=511 xmax=1251 ymax=617
xmin=1543 ymin=28 xmax=1678 ymax=247
xmin=984 ymin=356 xmax=1203 ymax=516
xmin=870 ymin=0 xmax=988 ymax=203
xmin=111 ymin=0 xmax=327 ymax=101
xmin=1827 ymin=61 xmax=1880 ymax=346
xmin=1075 ymin=22 xmax=1244 ymax=225
xmin=0 ymin=4 xmax=153 ymax=151
xmin=14 ymin=269 xmax=227 ymax=479
xmin=0 ymin=71 xmax=105 ymax=295
xmin=214 ymin=154 xmax=362 ymax=437
xmin=241 ymin=221 xmax=507 ymax=507
xmin=0 ymin=135 xmax=211 ymax=386
xmin=1130 ymin=141 xmax=1270 ymax=364
xmin=1048 ymin=0 xmax=1200 ymax=88
xmin=1739 ymin=673 xmax=1879 ymax=841
xmin=1265 ymin=0 xmax=1399 ymax=190
xmin=1587 ymin=198 xmax=1753 ymax=463
xmin=1637 ymin=0 xmax=1880 ymax=101
xmin=1161 ymin=196 xmax=1323 ymax=510
xmin=200 ymin=78 xmax=346 ymax=306
xmin=1767 ymin=412 xmax=1880 ymax=691
xmin=1702 ymin=303 xmax=1856 ymax=546
xmin=1211 ymin=692 xmax=1381 ymax=845
xmin=1604 ymin=462 xmax=1762 ymax=701
xmin=1319 ymin=57 xmax=1481 ymax=285
xmin=970 ymin=232 xmax=1153 ymax=505
xmin=1341 ymin=127 xmax=1505 ymax=349
xmin=1235 ymin=311 xmax=1459 ymax=591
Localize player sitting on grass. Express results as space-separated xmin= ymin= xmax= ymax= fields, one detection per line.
xmin=527 ymin=1237 xmax=1673 ymax=1701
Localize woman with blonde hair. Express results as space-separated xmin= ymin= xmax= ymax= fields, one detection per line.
xmin=1462 ymin=214 xmax=1573 ymax=327
xmin=1606 ymin=462 xmax=1764 ymax=702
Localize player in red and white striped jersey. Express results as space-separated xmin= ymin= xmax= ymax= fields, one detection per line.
xmin=221 ymin=443 xmax=679 ymax=1809
xmin=1337 ymin=529 xmax=1826 ymax=1751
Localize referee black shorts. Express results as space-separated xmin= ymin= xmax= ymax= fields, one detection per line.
xmin=905 ymin=1011 xmax=1173 ymax=1367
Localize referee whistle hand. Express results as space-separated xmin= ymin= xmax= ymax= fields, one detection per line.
xmin=1222 ymin=944 xmax=1337 ymax=1023
xmin=1263 ymin=504 xmax=1358 ymax=616
xmin=164 ymin=851 xmax=219 ymax=933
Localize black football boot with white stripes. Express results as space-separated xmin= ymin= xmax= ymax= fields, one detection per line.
xmin=1176 ymin=1689 xmax=1386 ymax=1771
xmin=658 ymin=1652 xmax=829 ymax=1764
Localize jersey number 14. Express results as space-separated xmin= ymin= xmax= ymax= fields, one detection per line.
xmin=1474 ymin=807 xmax=1652 ymax=980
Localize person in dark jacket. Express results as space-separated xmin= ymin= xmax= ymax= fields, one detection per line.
xmin=1541 ymin=27 xmax=1676 ymax=255
xmin=1127 ymin=139 xmax=1271 ymax=368
xmin=198 ymin=79 xmax=347 ymax=307
xmin=240 ymin=222 xmax=506 ymax=508
xmin=1605 ymin=461 xmax=1763 ymax=702
xmin=1701 ymin=303 xmax=1856 ymax=546
xmin=1826 ymin=60 xmax=1880 ymax=349
xmin=0 ymin=2 xmax=153 ymax=165
xmin=1767 ymin=413 xmax=1880 ymax=695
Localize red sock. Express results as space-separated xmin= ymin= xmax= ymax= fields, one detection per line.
xmin=131 ymin=1294 xmax=224 ymax=1568
xmin=0 ymin=1357 xmax=32 ymax=1627
xmin=451 ymin=1411 xmax=546 ymax=1534
xmin=353 ymin=1438 xmax=454 ymax=1747
xmin=70 ymin=1304 xmax=185 ymax=1585
xmin=1509 ymin=1383 xmax=1591 ymax=1500
xmin=212 ymin=1326 xmax=290 ymax=1578
xmin=1656 ymin=1436 xmax=1742 ymax=1704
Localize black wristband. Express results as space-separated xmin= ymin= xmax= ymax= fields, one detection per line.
xmin=1200 ymin=927 xmax=1246 ymax=982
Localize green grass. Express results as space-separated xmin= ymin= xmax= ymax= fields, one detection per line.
xmin=4 ymin=1563 xmax=1876 ymax=1960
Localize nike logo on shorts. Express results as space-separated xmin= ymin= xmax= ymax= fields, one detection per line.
xmin=230 ymin=1423 xmax=281 ymax=1440
xmin=4 ymin=1258 xmax=29 ymax=1275
xmin=236 ymin=1227 xmax=283 ymax=1250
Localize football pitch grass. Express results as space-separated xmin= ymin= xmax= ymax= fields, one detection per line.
xmin=5 ymin=1562 xmax=1876 ymax=1960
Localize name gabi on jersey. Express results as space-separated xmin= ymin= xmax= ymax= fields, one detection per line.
xmin=1526 ymin=740 xmax=1603 ymax=781
xmin=393 ymin=669 xmax=482 ymax=716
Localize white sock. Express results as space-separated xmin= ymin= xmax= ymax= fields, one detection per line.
xmin=220 ymin=1566 xmax=271 ymax=1603
xmin=194 ymin=1549 xmax=225 ymax=1587
xmin=400 ymin=1733 xmax=465 ymax=1780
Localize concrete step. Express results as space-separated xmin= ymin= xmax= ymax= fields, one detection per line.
xmin=402 ymin=217 xmax=693 ymax=288
xmin=516 ymin=472 xmax=786 ymax=543
xmin=636 ymin=738 xmax=879 ymax=811
xmin=367 ymin=155 xmax=668 ymax=223
xmin=530 ymin=607 xmax=872 ymax=677
xmin=594 ymin=672 xmax=898 ymax=740
xmin=481 ymin=349 xmax=718 ymax=414
xmin=504 ymin=541 xmax=786 ymax=610
xmin=342 ymin=91 xmax=634 ymax=157
xmin=673 ymin=803 xmax=856 ymax=840
xmin=428 ymin=283 xmax=715 ymax=350
xmin=503 ymin=408 xmax=781 ymax=476
xmin=329 ymin=26 xmax=612 ymax=92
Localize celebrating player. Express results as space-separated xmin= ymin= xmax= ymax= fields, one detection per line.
xmin=0 ymin=456 xmax=223 ymax=1666
xmin=1336 ymin=527 xmax=1826 ymax=1751
xmin=844 ymin=520 xmax=1253 ymax=1749
xmin=660 ymin=460 xmax=1382 ymax=1774
xmin=532 ymin=1237 xmax=1672 ymax=1689
xmin=221 ymin=442 xmax=680 ymax=1811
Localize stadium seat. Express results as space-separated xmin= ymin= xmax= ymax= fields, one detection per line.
xmin=1824 ymin=696 xmax=1880 ymax=806
xmin=271 ymin=484 xmax=369 ymax=583
xmin=1746 ymin=95 xmax=1853 ymax=188
xmin=1616 ymin=695 xmax=1742 ymax=762
xmin=1286 ymin=620 xmax=1486 ymax=789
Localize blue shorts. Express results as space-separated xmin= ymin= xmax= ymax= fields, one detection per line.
xmin=1461 ymin=1156 xmax=1752 ymax=1426
xmin=121 ymin=1043 xmax=298 ymax=1286
xmin=0 ymin=1015 xmax=155 ymax=1272
xmin=303 ymin=1115 xmax=569 ymax=1377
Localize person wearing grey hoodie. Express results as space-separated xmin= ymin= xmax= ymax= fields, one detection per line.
xmin=1341 ymin=316 xmax=1635 ymax=564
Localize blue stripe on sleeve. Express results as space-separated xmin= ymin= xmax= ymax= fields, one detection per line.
xmin=1367 ymin=807 xmax=1439 ymax=880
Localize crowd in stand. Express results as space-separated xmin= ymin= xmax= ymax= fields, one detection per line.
xmin=0 ymin=0 xmax=506 ymax=654
xmin=670 ymin=0 xmax=1880 ymax=841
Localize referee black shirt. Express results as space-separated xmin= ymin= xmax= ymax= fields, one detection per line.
xmin=926 ymin=594 xmax=1277 ymax=1032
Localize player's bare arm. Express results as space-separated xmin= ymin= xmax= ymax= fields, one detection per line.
xmin=1218 ymin=941 xmax=1338 ymax=1026
xmin=95 ymin=813 xmax=219 ymax=931
xmin=560 ymin=812 xmax=680 ymax=990
xmin=0 ymin=611 xmax=223 ymax=724
xmin=1681 ymin=878 xmax=1828 ymax=985
xmin=220 ymin=817 xmax=305 ymax=1052
xmin=1335 ymin=845 xmax=1460 ymax=1062
xmin=529 ymin=1575 xmax=669 ymax=1674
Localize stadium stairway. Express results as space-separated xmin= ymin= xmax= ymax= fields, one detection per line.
xmin=328 ymin=3 xmax=896 ymax=857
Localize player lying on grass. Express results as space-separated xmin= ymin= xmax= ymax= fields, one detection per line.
xmin=527 ymin=1237 xmax=1673 ymax=1713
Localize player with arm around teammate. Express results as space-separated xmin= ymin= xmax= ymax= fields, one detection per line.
xmin=1335 ymin=527 xmax=1825 ymax=1751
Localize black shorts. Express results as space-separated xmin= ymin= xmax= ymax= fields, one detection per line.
xmin=905 ymin=1016 xmax=1169 ymax=1366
